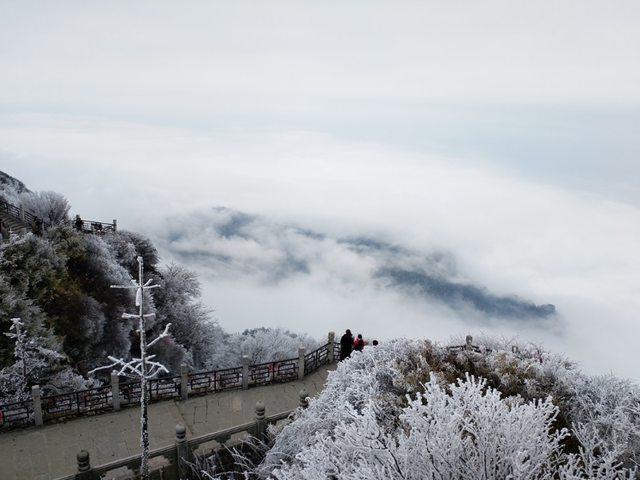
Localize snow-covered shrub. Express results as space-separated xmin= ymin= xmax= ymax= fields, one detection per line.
xmin=201 ymin=338 xmax=638 ymax=480
xmin=270 ymin=375 xmax=569 ymax=480
xmin=567 ymin=374 xmax=640 ymax=470
xmin=257 ymin=339 xmax=422 ymax=476
xmin=211 ymin=328 xmax=323 ymax=369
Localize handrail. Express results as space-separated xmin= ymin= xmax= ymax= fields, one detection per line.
xmin=52 ymin=409 xmax=296 ymax=480
xmin=0 ymin=198 xmax=117 ymax=237
xmin=73 ymin=218 xmax=116 ymax=235
xmin=0 ymin=198 xmax=50 ymax=230
xmin=0 ymin=341 xmax=334 ymax=431
xmin=0 ymin=199 xmax=21 ymax=218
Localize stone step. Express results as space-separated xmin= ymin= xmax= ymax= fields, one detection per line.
xmin=0 ymin=212 xmax=30 ymax=241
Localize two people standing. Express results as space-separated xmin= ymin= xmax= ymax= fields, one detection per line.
xmin=339 ymin=329 xmax=376 ymax=361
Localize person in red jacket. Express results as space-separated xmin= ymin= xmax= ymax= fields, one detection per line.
xmin=352 ymin=334 xmax=365 ymax=352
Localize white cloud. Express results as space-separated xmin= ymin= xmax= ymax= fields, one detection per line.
xmin=1 ymin=1 xmax=639 ymax=111
xmin=0 ymin=1 xmax=639 ymax=382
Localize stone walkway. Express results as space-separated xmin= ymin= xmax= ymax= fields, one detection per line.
xmin=0 ymin=364 xmax=336 ymax=480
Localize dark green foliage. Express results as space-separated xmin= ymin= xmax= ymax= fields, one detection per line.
xmin=0 ymin=218 xmax=217 ymax=396
xmin=0 ymin=234 xmax=67 ymax=303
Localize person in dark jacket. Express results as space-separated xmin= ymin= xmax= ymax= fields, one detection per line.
xmin=339 ymin=329 xmax=354 ymax=361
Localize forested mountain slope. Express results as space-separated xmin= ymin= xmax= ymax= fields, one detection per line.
xmin=0 ymin=171 xmax=319 ymax=403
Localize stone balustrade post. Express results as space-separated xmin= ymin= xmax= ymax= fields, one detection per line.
xmin=76 ymin=450 xmax=92 ymax=480
xmin=255 ymin=401 xmax=267 ymax=443
xmin=32 ymin=385 xmax=43 ymax=427
xmin=111 ymin=372 xmax=120 ymax=411
xmin=113 ymin=219 xmax=117 ymax=232
xmin=180 ymin=363 xmax=188 ymax=401
xmin=19 ymin=204 xmax=25 ymax=222
xmin=175 ymin=423 xmax=189 ymax=479
xmin=327 ymin=331 xmax=335 ymax=363
xmin=299 ymin=388 xmax=309 ymax=409
xmin=465 ymin=335 xmax=473 ymax=351
xmin=298 ymin=347 xmax=306 ymax=381
xmin=242 ymin=355 xmax=249 ymax=390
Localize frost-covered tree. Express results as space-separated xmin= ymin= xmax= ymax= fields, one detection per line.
xmin=0 ymin=316 xmax=93 ymax=403
xmin=19 ymin=190 xmax=71 ymax=226
xmin=105 ymin=230 xmax=160 ymax=277
xmin=567 ymin=374 xmax=640 ymax=470
xmin=0 ymin=232 xmax=67 ymax=304
xmin=0 ymin=174 xmax=70 ymax=227
xmin=1 ymin=223 xmax=215 ymax=381
xmin=0 ymin=274 xmax=43 ymax=367
xmin=0 ymin=318 xmax=57 ymax=402
xmin=153 ymin=263 xmax=220 ymax=370
xmin=90 ymin=256 xmax=170 ymax=480
xmin=211 ymin=327 xmax=322 ymax=368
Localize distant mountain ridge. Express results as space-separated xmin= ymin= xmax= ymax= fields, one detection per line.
xmin=156 ymin=207 xmax=556 ymax=321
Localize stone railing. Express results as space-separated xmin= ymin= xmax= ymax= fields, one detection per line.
xmin=0 ymin=332 xmax=339 ymax=431
xmin=53 ymin=389 xmax=310 ymax=480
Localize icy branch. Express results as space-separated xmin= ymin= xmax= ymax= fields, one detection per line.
xmin=147 ymin=323 xmax=172 ymax=349
xmin=89 ymin=354 xmax=169 ymax=379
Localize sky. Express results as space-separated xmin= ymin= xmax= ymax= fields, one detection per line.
xmin=1 ymin=1 xmax=639 ymax=381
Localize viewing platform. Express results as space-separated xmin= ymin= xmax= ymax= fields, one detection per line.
xmin=0 ymin=197 xmax=116 ymax=242
xmin=0 ymin=363 xmax=336 ymax=480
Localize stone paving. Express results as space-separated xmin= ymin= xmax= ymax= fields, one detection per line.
xmin=0 ymin=364 xmax=336 ymax=480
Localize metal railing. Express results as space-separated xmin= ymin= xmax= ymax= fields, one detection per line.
xmin=188 ymin=365 xmax=243 ymax=394
xmin=0 ymin=198 xmax=117 ymax=237
xmin=0 ymin=335 xmax=337 ymax=431
xmin=73 ymin=219 xmax=116 ymax=235
xmin=0 ymin=199 xmax=20 ymax=218
xmin=304 ymin=344 xmax=329 ymax=376
xmin=0 ymin=398 xmax=33 ymax=429
xmin=249 ymin=357 xmax=299 ymax=386
xmin=0 ymin=198 xmax=50 ymax=229
xmin=43 ymin=386 xmax=113 ymax=421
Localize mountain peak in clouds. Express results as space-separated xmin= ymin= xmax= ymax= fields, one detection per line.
xmin=211 ymin=206 xmax=256 ymax=239
xmin=156 ymin=207 xmax=557 ymax=322
xmin=377 ymin=267 xmax=555 ymax=320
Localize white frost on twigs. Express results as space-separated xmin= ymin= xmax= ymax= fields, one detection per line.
xmin=147 ymin=323 xmax=172 ymax=349
xmin=89 ymin=353 xmax=169 ymax=379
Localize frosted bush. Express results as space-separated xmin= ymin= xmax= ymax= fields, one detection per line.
xmin=245 ymin=338 xmax=638 ymax=480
